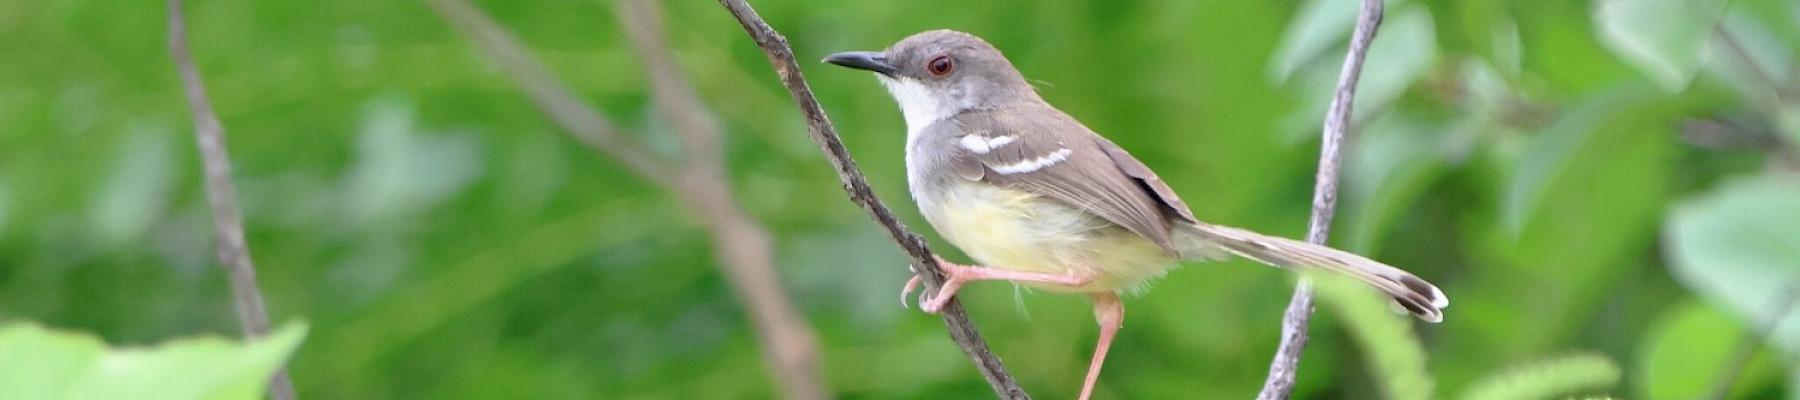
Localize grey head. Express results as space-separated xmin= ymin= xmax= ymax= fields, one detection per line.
xmin=824 ymin=30 xmax=1044 ymax=133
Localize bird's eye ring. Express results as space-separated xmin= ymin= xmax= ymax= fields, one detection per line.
xmin=926 ymin=55 xmax=954 ymax=76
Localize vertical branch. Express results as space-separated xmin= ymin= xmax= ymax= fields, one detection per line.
xmin=166 ymin=1 xmax=298 ymax=399
xmin=1256 ymin=0 xmax=1385 ymax=399
xmin=423 ymin=0 xmax=828 ymax=398
xmin=711 ymin=0 xmax=1030 ymax=398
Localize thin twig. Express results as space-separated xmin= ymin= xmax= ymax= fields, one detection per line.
xmin=422 ymin=0 xmax=828 ymax=398
xmin=1257 ymin=0 xmax=1384 ymax=399
xmin=1706 ymin=280 xmax=1800 ymax=400
xmin=711 ymin=0 xmax=1029 ymax=398
xmin=166 ymin=1 xmax=298 ymax=399
xmin=423 ymin=0 xmax=671 ymax=182
xmin=615 ymin=0 xmax=723 ymax=168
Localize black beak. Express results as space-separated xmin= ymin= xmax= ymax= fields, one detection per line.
xmin=823 ymin=51 xmax=897 ymax=75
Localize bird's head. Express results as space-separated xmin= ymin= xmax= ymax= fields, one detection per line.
xmin=825 ymin=30 xmax=1042 ymax=132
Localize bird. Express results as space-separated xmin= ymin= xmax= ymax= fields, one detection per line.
xmin=823 ymin=29 xmax=1447 ymax=400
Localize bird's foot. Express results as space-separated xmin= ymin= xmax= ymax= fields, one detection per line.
xmin=901 ymin=255 xmax=1096 ymax=314
xmin=900 ymin=255 xmax=966 ymax=314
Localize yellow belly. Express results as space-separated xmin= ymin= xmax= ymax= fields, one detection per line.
xmin=919 ymin=182 xmax=1178 ymax=293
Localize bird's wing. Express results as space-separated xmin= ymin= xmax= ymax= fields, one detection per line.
xmin=938 ymin=109 xmax=1198 ymax=254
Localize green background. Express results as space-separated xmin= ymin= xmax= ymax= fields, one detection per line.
xmin=2 ymin=0 xmax=1798 ymax=398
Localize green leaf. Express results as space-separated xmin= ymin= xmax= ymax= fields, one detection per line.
xmin=1701 ymin=13 xmax=1796 ymax=99
xmin=1280 ymin=6 xmax=1437 ymax=141
xmin=1503 ymin=87 xmax=1673 ymax=237
xmin=1634 ymin=301 xmax=1780 ymax=399
xmin=1459 ymin=353 xmax=1620 ymax=400
xmin=1488 ymin=19 xmax=1523 ymax=77
xmin=86 ymin=125 xmax=177 ymax=246
xmin=1342 ymin=112 xmax=1451 ymax=253
xmin=1312 ymin=272 xmax=1435 ymax=400
xmin=1594 ymin=0 xmax=1729 ymax=90
xmin=1268 ymin=0 xmax=1413 ymax=80
xmin=1459 ymin=86 xmax=1678 ymax=393
xmin=0 ymin=322 xmax=307 ymax=400
xmin=1502 ymin=101 xmax=1604 ymax=236
xmin=343 ymin=97 xmax=485 ymax=226
xmin=1665 ymin=173 xmax=1800 ymax=357
xmin=1269 ymin=0 xmax=1359 ymax=81
xmin=1456 ymin=0 xmax=1522 ymax=76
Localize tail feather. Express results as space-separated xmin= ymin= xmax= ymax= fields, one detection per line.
xmin=1178 ymin=222 xmax=1449 ymax=323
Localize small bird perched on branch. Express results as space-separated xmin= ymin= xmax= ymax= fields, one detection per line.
xmin=825 ymin=29 xmax=1447 ymax=400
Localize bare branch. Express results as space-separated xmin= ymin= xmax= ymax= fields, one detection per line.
xmin=166 ymin=1 xmax=297 ymax=399
xmin=711 ymin=0 xmax=1029 ymax=398
xmin=423 ymin=0 xmax=827 ymax=398
xmin=423 ymin=0 xmax=672 ymax=182
xmin=1257 ymin=0 xmax=1385 ymax=398
xmin=615 ymin=0 xmax=828 ymax=398
xmin=615 ymin=0 xmax=724 ymax=169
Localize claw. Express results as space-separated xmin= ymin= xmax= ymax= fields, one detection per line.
xmin=901 ymin=274 xmax=922 ymax=309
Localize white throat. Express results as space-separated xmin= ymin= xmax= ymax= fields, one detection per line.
xmin=877 ymin=76 xmax=958 ymax=147
xmin=877 ymin=75 xmax=965 ymax=206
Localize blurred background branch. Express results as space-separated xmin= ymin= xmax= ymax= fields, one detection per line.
xmin=423 ymin=0 xmax=827 ymax=398
xmin=422 ymin=1 xmax=671 ymax=182
xmin=711 ymin=0 xmax=1029 ymax=398
xmin=1258 ymin=0 xmax=1384 ymax=398
xmin=165 ymin=0 xmax=298 ymax=399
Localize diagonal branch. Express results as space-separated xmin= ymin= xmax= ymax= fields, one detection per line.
xmin=615 ymin=0 xmax=724 ymax=170
xmin=1257 ymin=0 xmax=1385 ymax=398
xmin=424 ymin=0 xmax=671 ymax=182
xmin=423 ymin=0 xmax=827 ymax=398
xmin=712 ymin=1 xmax=1029 ymax=398
xmin=166 ymin=1 xmax=298 ymax=399
xmin=612 ymin=0 xmax=828 ymax=398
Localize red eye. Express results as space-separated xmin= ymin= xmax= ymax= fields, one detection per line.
xmin=926 ymin=55 xmax=954 ymax=76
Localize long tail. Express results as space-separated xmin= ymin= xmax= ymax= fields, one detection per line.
xmin=1177 ymin=222 xmax=1449 ymax=322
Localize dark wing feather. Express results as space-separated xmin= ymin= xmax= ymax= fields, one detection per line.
xmin=1094 ymin=137 xmax=1199 ymax=224
xmin=941 ymin=108 xmax=1195 ymax=254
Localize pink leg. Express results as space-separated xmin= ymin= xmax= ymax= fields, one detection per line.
xmin=901 ymin=255 xmax=1095 ymax=313
xmin=1080 ymin=293 xmax=1123 ymax=400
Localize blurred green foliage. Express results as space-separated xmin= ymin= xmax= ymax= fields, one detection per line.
xmin=1458 ymin=353 xmax=1620 ymax=400
xmin=0 ymin=322 xmax=305 ymax=400
xmin=1 ymin=0 xmax=1797 ymax=398
xmin=1312 ymin=273 xmax=1436 ymax=400
xmin=1310 ymin=272 xmax=1622 ymax=400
